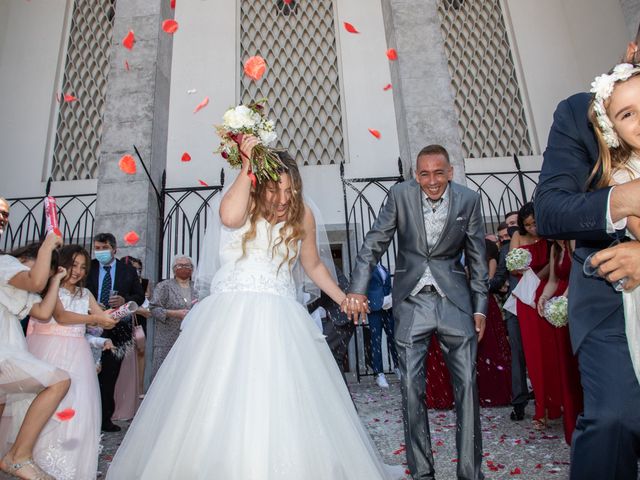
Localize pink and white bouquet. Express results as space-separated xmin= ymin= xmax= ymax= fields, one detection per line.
xmin=215 ymin=99 xmax=284 ymax=186
xmin=506 ymin=248 xmax=532 ymax=272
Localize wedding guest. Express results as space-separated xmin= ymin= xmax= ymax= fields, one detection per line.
xmin=536 ymin=240 xmax=583 ymax=444
xmin=27 ymin=244 xmax=117 ymax=478
xmin=0 ymin=197 xmax=8 ymax=238
xmin=149 ymin=255 xmax=196 ymax=378
xmin=87 ymin=232 xmax=144 ymax=432
xmin=367 ymin=263 xmax=399 ymax=389
xmin=0 ymin=234 xmax=71 ymax=479
xmin=509 ymin=202 xmax=565 ymax=430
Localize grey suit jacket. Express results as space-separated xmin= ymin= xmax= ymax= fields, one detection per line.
xmin=349 ymin=180 xmax=488 ymax=340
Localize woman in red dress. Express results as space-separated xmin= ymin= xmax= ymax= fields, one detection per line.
xmin=537 ymin=240 xmax=583 ymax=444
xmin=510 ymin=202 xmax=562 ymax=429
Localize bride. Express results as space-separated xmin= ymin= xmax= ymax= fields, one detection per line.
xmin=106 ymin=136 xmax=403 ymax=479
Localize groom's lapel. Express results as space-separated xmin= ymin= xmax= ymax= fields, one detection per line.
xmin=408 ymin=181 xmax=428 ymax=252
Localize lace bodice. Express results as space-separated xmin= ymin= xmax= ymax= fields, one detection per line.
xmin=31 ymin=287 xmax=89 ymax=338
xmin=209 ymin=218 xmax=299 ymax=299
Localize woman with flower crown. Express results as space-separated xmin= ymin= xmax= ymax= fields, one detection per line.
xmin=586 ymin=63 xmax=640 ymax=387
xmin=105 ymin=134 xmax=404 ymax=479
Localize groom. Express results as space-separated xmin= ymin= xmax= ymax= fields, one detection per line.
xmin=347 ymin=144 xmax=488 ymax=480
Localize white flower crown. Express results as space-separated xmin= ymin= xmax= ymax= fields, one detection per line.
xmin=590 ymin=63 xmax=640 ymax=148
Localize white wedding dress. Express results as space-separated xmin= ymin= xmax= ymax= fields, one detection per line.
xmin=106 ymin=218 xmax=402 ymax=479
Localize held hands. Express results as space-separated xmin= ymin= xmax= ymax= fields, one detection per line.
xmin=590 ymin=240 xmax=640 ymax=291
xmin=474 ymin=313 xmax=486 ymax=342
xmin=341 ymin=293 xmax=370 ymax=325
xmin=103 ymin=339 xmax=114 ymax=351
xmin=174 ymin=309 xmax=190 ymax=321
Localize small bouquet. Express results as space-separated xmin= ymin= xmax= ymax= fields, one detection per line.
xmin=506 ymin=248 xmax=532 ymax=272
xmin=543 ymin=295 xmax=568 ymax=327
xmin=215 ymin=99 xmax=284 ymax=186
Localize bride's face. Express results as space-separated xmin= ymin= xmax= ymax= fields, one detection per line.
xmin=264 ymin=174 xmax=292 ymax=222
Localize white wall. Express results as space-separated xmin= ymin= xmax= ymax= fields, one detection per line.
xmin=0 ymin=0 xmax=93 ymax=198
xmin=165 ymin=0 xmax=400 ymax=224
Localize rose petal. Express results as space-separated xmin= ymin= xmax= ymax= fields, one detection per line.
xmin=118 ymin=155 xmax=137 ymax=175
xmin=284 ymin=0 xmax=292 ymax=4
xmin=510 ymin=467 xmax=522 ymax=475
xmin=122 ymin=30 xmax=135 ymax=50
xmin=162 ymin=19 xmax=179 ymax=34
xmin=244 ymin=56 xmax=267 ymax=81
xmin=343 ymin=22 xmax=359 ymax=34
xmin=170 ymin=0 xmax=176 ymax=8
xmin=124 ymin=231 xmax=140 ymax=245
xmin=193 ymin=96 xmax=209 ymax=114
xmin=63 ymin=94 xmax=78 ymax=102
xmin=198 ymin=179 xmax=209 ymax=187
xmin=55 ymin=408 xmax=75 ymax=421
xmin=124 ymin=60 xmax=130 ymax=71
xmin=383 ymin=83 xmax=392 ymax=91
xmin=368 ymin=128 xmax=381 ymax=139
xmin=181 ymin=152 xmax=191 ymax=162
xmin=386 ymin=48 xmax=398 ymax=60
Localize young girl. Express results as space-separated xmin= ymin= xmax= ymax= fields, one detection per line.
xmin=27 ymin=245 xmax=117 ymax=480
xmin=0 ymin=234 xmax=70 ymax=480
xmin=588 ymin=62 xmax=640 ymax=384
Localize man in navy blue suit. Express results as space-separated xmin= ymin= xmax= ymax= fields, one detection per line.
xmin=535 ymin=27 xmax=640 ymax=480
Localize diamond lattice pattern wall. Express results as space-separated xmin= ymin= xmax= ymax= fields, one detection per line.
xmin=240 ymin=0 xmax=345 ymax=166
xmin=436 ymin=0 xmax=535 ymax=158
xmin=51 ymin=0 xmax=116 ymax=180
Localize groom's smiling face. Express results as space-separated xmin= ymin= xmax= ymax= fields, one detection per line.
xmin=415 ymin=153 xmax=453 ymax=200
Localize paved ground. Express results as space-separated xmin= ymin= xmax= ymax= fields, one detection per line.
xmin=2 ymin=376 xmax=571 ymax=479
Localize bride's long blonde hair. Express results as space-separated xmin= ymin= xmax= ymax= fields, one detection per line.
xmin=241 ymin=151 xmax=305 ymax=270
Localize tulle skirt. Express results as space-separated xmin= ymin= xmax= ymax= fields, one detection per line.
xmin=106 ymin=291 xmax=402 ymax=479
xmin=26 ymin=334 xmax=101 ymax=480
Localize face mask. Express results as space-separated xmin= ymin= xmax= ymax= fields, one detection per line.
xmin=506 ymin=226 xmax=519 ymax=238
xmin=95 ymin=250 xmax=113 ymax=266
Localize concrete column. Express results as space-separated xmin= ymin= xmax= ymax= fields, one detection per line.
xmin=619 ymin=0 xmax=640 ymax=40
xmin=380 ymin=0 xmax=466 ymax=182
xmin=95 ymin=0 xmax=173 ymax=282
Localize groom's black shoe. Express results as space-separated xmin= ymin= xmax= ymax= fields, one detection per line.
xmin=102 ymin=422 xmax=121 ymax=432
xmin=510 ymin=403 xmax=525 ymax=421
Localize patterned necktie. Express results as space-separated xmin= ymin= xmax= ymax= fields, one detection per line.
xmin=100 ymin=266 xmax=112 ymax=306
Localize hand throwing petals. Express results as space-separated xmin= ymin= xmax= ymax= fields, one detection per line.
xmin=244 ymin=56 xmax=267 ymax=81
xmin=193 ymin=96 xmax=209 ymax=114
xmin=122 ymin=30 xmax=135 ymax=50
xmin=118 ymin=155 xmax=137 ymax=175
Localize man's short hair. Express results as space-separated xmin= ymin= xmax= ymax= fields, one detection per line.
xmin=416 ymin=144 xmax=450 ymax=164
xmin=94 ymin=232 xmax=117 ymax=249
xmin=504 ymin=211 xmax=518 ymax=221
xmin=0 ymin=197 xmax=8 ymax=206
xmin=497 ymin=221 xmax=508 ymax=231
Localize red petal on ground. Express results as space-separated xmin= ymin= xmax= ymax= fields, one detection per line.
xmin=181 ymin=152 xmax=191 ymax=162
xmin=162 ymin=19 xmax=179 ymax=34
xmin=386 ymin=48 xmax=398 ymax=60
xmin=193 ymin=96 xmax=209 ymax=114
xmin=118 ymin=155 xmax=137 ymax=175
xmin=55 ymin=408 xmax=75 ymax=421
xmin=343 ymin=22 xmax=359 ymax=34
xmin=244 ymin=56 xmax=267 ymax=81
xmin=122 ymin=30 xmax=135 ymax=50
xmin=124 ymin=231 xmax=140 ymax=245
xmin=368 ymin=128 xmax=381 ymax=139
xmin=510 ymin=467 xmax=522 ymax=475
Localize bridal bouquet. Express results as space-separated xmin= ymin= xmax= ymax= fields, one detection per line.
xmin=543 ymin=295 xmax=568 ymax=327
xmin=506 ymin=248 xmax=532 ymax=272
xmin=215 ymin=99 xmax=284 ymax=186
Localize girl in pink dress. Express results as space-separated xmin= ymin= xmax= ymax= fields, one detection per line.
xmin=27 ymin=245 xmax=116 ymax=480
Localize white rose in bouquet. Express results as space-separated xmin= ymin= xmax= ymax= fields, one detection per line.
xmin=222 ymin=105 xmax=260 ymax=130
xmin=505 ymin=247 xmax=532 ymax=272
xmin=543 ymin=296 xmax=568 ymax=328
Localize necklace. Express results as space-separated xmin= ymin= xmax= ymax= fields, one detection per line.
xmin=426 ymin=196 xmax=444 ymax=213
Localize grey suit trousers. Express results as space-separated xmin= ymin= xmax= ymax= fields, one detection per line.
xmin=394 ymin=288 xmax=484 ymax=480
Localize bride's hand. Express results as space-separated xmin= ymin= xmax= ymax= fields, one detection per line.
xmin=239 ymin=135 xmax=259 ymax=171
